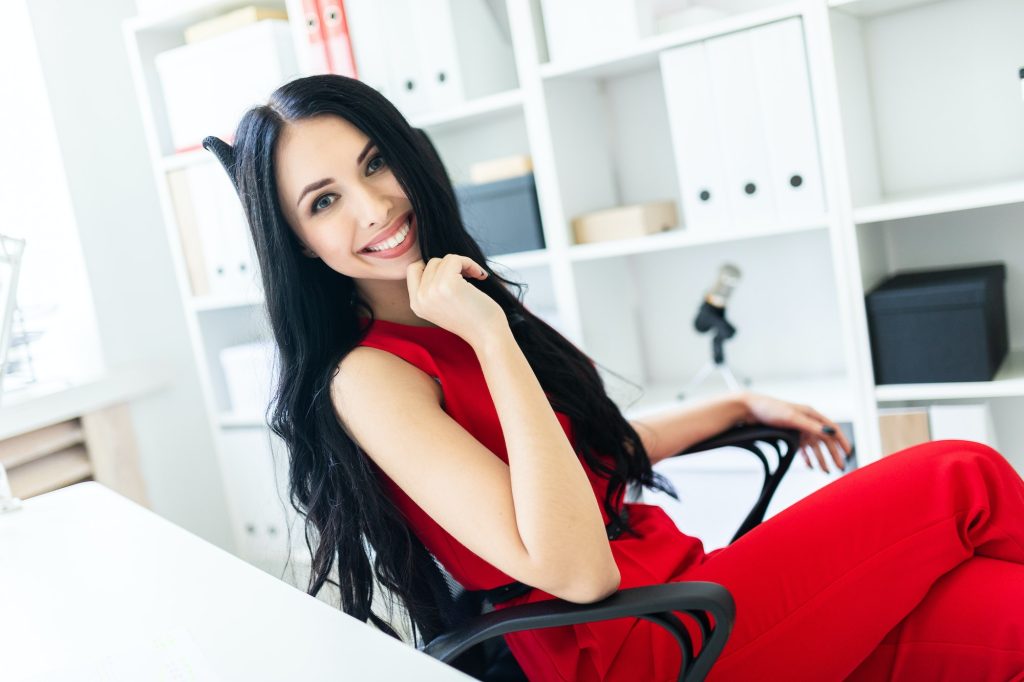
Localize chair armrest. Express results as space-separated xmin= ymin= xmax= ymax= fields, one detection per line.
xmin=422 ymin=582 xmax=735 ymax=682
xmin=668 ymin=425 xmax=802 ymax=543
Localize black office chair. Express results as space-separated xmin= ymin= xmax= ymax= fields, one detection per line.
xmin=419 ymin=424 xmax=804 ymax=682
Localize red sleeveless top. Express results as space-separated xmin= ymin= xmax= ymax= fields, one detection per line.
xmin=357 ymin=316 xmax=711 ymax=681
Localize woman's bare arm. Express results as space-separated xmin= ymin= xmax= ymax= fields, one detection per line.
xmin=629 ymin=393 xmax=751 ymax=465
xmin=333 ymin=333 xmax=619 ymax=603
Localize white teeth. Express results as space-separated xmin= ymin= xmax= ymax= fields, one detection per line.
xmin=365 ymin=222 xmax=410 ymax=252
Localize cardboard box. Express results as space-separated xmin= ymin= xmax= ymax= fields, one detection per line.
xmin=572 ymin=201 xmax=679 ymax=244
xmin=878 ymin=408 xmax=931 ymax=457
xmin=470 ymin=155 xmax=533 ymax=184
xmin=184 ymin=6 xmax=290 ymax=44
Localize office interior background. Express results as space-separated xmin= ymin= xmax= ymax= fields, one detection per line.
xmin=2 ymin=0 xmax=1023 ymax=622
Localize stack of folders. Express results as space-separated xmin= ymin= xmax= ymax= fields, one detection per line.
xmin=167 ymin=163 xmax=259 ymax=300
xmin=660 ymin=17 xmax=826 ymax=235
xmin=878 ymin=404 xmax=1000 ymax=457
xmin=298 ymin=0 xmax=359 ymax=78
xmin=344 ymin=0 xmax=518 ymax=118
xmin=155 ymin=19 xmax=300 ymax=153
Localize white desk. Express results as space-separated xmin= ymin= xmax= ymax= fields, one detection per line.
xmin=0 ymin=482 xmax=471 ymax=681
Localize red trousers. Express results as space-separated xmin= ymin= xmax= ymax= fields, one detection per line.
xmin=674 ymin=439 xmax=1024 ymax=681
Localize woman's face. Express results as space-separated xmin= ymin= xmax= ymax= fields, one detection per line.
xmin=274 ymin=114 xmax=422 ymax=279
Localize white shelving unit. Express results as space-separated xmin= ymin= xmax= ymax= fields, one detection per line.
xmin=123 ymin=0 xmax=1024 ymax=578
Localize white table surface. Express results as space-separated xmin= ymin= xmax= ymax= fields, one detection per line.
xmin=0 ymin=482 xmax=471 ymax=681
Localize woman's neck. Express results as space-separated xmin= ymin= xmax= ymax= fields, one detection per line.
xmin=355 ymin=279 xmax=439 ymax=328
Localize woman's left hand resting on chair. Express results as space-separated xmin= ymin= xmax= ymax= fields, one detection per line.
xmin=740 ymin=391 xmax=853 ymax=473
xmin=630 ymin=391 xmax=852 ymax=474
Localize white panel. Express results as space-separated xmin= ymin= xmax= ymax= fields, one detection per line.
xmin=862 ymin=0 xmax=1024 ymax=194
xmin=660 ymin=41 xmax=732 ymax=232
xmin=750 ymin=17 xmax=827 ymax=223
xmin=605 ymin=66 xmax=679 ymax=209
xmin=544 ymin=78 xmax=619 ymax=229
xmin=705 ymin=29 xmax=778 ymax=231
xmin=929 ymin=403 xmax=999 ymax=449
xmin=345 ymin=0 xmax=393 ymax=97
xmin=154 ymin=20 xmax=298 ymax=151
xmin=829 ymin=9 xmax=883 ymax=208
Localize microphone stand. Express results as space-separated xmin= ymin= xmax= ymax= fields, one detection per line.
xmin=677 ymin=301 xmax=749 ymax=400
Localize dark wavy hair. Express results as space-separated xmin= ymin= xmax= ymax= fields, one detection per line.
xmin=205 ymin=74 xmax=677 ymax=645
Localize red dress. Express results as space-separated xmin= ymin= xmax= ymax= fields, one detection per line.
xmin=357 ymin=317 xmax=1024 ymax=682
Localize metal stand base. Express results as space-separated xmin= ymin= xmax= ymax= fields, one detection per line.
xmin=677 ymin=361 xmax=750 ymax=401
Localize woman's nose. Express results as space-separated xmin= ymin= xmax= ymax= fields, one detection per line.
xmin=350 ymin=184 xmax=393 ymax=231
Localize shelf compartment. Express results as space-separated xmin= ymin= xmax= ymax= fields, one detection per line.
xmin=409 ymin=88 xmax=523 ymax=133
xmin=0 ymin=420 xmax=85 ymax=470
xmin=190 ymin=293 xmax=264 ymax=312
xmin=829 ymin=0 xmax=942 ymax=18
xmin=538 ymin=2 xmax=802 ymax=82
xmin=876 ymin=348 xmax=1024 ymax=401
xmin=831 ymin=0 xmax=1024 ymax=212
xmin=852 ymin=177 xmax=1024 ymax=225
xmin=8 ymin=445 xmax=92 ymax=499
xmin=568 ymin=218 xmax=827 ymax=262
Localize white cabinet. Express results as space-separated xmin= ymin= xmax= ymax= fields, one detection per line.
xmin=123 ymin=0 xmax=1024 ymax=577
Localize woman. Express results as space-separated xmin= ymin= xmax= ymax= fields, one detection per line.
xmin=207 ymin=74 xmax=1024 ymax=681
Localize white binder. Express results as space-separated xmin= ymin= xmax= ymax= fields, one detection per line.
xmin=187 ymin=162 xmax=256 ymax=298
xmin=381 ymin=0 xmax=431 ymax=117
xmin=414 ymin=0 xmax=465 ymax=112
xmin=704 ymin=29 xmax=777 ymax=233
xmin=413 ymin=0 xmax=517 ymax=112
xmin=750 ymin=18 xmax=826 ymax=225
xmin=346 ymin=0 xmax=393 ymax=99
xmin=660 ymin=42 xmax=732 ymax=233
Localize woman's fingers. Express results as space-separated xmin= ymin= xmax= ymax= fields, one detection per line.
xmin=802 ymin=405 xmax=853 ymax=454
xmin=406 ymin=260 xmax=426 ymax=304
xmin=821 ymin=435 xmax=846 ymax=472
xmin=438 ymin=253 xmax=487 ymax=283
xmin=810 ymin=438 xmax=830 ymax=473
xmin=798 ymin=434 xmax=813 ymax=469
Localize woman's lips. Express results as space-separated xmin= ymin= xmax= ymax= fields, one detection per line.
xmin=360 ymin=214 xmax=417 ymax=259
xmin=361 ymin=211 xmax=412 ymax=251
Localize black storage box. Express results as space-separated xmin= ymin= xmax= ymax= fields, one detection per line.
xmin=866 ymin=263 xmax=1009 ymax=384
xmin=454 ymin=173 xmax=545 ymax=257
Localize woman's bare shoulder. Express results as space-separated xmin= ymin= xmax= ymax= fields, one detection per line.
xmin=334 ymin=346 xmax=443 ymax=407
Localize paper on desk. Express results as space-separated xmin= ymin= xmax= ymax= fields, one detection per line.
xmin=28 ymin=625 xmax=222 ymax=682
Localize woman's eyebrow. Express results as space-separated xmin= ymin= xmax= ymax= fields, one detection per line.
xmin=296 ymin=178 xmax=333 ymax=208
xmin=356 ymin=139 xmax=374 ymax=164
xmin=295 ymin=140 xmax=377 ymax=208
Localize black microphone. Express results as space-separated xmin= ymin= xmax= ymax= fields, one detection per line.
xmin=704 ymin=263 xmax=742 ymax=310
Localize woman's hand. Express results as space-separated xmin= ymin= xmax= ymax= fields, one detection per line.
xmin=406 ymin=255 xmax=507 ymax=348
xmin=739 ymin=391 xmax=853 ymax=473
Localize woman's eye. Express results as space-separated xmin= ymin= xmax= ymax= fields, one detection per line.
xmin=367 ymin=154 xmax=386 ymax=173
xmin=312 ymin=194 xmax=335 ymax=213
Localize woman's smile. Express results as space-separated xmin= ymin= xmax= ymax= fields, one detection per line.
xmin=359 ymin=213 xmax=418 ymax=259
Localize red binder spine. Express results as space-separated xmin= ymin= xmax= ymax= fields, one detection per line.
xmin=302 ymin=0 xmax=331 ymax=74
xmin=318 ymin=0 xmax=358 ymax=78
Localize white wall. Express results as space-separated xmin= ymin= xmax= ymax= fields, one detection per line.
xmin=17 ymin=0 xmax=233 ymax=549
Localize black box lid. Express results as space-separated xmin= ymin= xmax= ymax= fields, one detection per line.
xmin=866 ymin=263 xmax=1006 ymax=314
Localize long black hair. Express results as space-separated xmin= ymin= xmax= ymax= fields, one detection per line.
xmin=206 ymin=74 xmax=677 ymax=645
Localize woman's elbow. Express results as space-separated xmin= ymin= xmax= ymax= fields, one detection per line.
xmin=559 ymin=564 xmax=621 ymax=604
